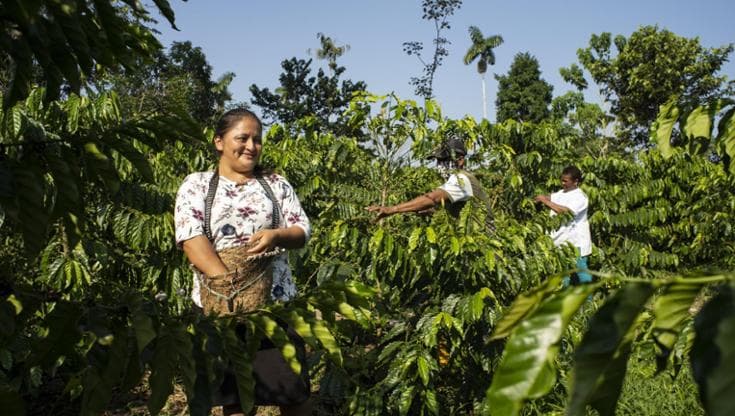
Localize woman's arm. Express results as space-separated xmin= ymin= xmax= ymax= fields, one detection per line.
xmin=182 ymin=235 xmax=229 ymax=276
xmin=247 ymin=226 xmax=306 ymax=254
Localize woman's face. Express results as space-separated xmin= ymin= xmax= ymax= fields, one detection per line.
xmin=560 ymin=174 xmax=578 ymax=192
xmin=214 ymin=117 xmax=262 ymax=175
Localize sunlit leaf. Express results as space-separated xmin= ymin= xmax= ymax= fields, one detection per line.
xmin=485 ymin=285 xmax=593 ymax=416
xmin=567 ymin=283 xmax=655 ymax=416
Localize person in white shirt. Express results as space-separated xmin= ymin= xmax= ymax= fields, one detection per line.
xmin=534 ymin=166 xmax=592 ymax=285
xmin=366 ymin=136 xmax=494 ymax=232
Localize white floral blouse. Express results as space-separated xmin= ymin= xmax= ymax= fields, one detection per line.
xmin=174 ymin=171 xmax=311 ymax=305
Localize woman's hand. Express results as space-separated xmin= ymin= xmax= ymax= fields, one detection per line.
xmin=246 ymin=229 xmax=281 ymax=254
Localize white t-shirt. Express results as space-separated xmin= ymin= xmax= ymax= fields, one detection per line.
xmin=439 ymin=172 xmax=473 ymax=203
xmin=549 ymin=188 xmax=591 ymax=256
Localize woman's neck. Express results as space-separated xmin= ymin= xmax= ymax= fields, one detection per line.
xmin=217 ymin=163 xmax=255 ymax=184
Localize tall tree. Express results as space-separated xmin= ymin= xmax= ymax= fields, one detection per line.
xmin=569 ymin=25 xmax=734 ymax=146
xmin=403 ymin=0 xmax=463 ymax=99
xmin=463 ymin=26 xmax=504 ymax=120
xmin=97 ymin=41 xmax=234 ymax=124
xmin=495 ymin=52 xmax=553 ymax=123
xmin=249 ymin=57 xmax=367 ymax=137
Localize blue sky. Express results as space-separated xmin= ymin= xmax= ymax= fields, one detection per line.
xmin=153 ymin=0 xmax=735 ymax=122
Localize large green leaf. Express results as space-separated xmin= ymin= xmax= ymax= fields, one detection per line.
xmin=716 ymin=107 xmax=735 ymax=175
xmin=128 ymin=295 xmax=157 ymax=353
xmin=188 ymin=330 xmax=213 ymax=416
xmin=485 ymin=285 xmax=594 ymax=416
xmin=682 ymin=105 xmax=713 ymax=140
xmin=691 ymin=285 xmax=735 ymax=416
xmin=31 ymin=301 xmax=83 ymax=369
xmin=81 ymin=331 xmax=130 ymax=416
xmin=83 ymin=142 xmax=120 ymax=193
xmin=489 ymin=274 xmax=564 ymax=341
xmin=152 ymin=0 xmax=180 ymax=30
xmin=148 ymin=326 xmax=177 ymax=415
xmin=706 ymin=306 xmax=735 ymax=416
xmin=566 ymin=282 xmax=655 ymax=416
xmin=13 ymin=161 xmax=49 ymax=256
xmin=651 ymin=281 xmax=702 ymax=370
xmin=651 ymin=98 xmax=679 ymax=158
xmin=221 ymin=321 xmax=258 ymax=415
xmin=250 ymin=314 xmax=301 ymax=375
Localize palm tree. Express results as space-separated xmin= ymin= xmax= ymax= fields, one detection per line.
xmin=463 ymin=26 xmax=504 ymax=120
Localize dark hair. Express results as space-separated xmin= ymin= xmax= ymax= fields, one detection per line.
xmin=561 ymin=165 xmax=583 ymax=183
xmin=212 ymin=108 xmax=272 ymax=175
xmin=214 ymin=108 xmax=263 ymax=139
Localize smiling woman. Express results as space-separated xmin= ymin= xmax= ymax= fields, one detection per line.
xmin=214 ymin=112 xmax=263 ymax=181
xmin=174 ymin=108 xmax=313 ymax=415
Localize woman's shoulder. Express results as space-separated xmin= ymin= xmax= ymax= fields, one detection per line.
xmin=183 ymin=171 xmax=215 ymax=183
xmin=178 ymin=171 xmax=215 ymax=192
xmin=261 ymin=171 xmax=292 ymax=186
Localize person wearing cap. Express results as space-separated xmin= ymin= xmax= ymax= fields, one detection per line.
xmin=366 ymin=136 xmax=495 ymax=232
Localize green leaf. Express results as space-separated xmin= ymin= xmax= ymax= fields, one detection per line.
xmin=152 ymin=0 xmax=180 ymax=30
xmin=706 ymin=307 xmax=735 ymax=416
xmin=369 ymin=227 xmax=384 ymax=253
xmin=683 ymin=105 xmax=712 ymax=140
xmin=425 ymin=388 xmax=439 ymax=415
xmin=130 ymin=301 xmax=156 ymax=354
xmin=81 ymin=331 xmax=129 ymax=416
xmin=251 ymin=314 xmax=300 ymax=375
xmin=691 ymin=285 xmax=735 ymax=416
xmin=83 ymin=142 xmax=120 ymax=194
xmin=188 ymin=331 xmax=213 ymax=416
xmin=47 ymin=156 xmax=80 ymax=219
xmin=470 ymin=287 xmax=496 ymax=321
xmin=309 ymin=315 xmax=342 ymax=365
xmin=485 ymin=285 xmax=594 ymax=416
xmin=105 ymin=137 xmax=155 ymax=182
xmin=425 ymin=226 xmax=437 ymax=244
xmin=398 ymin=385 xmax=415 ymax=416
xmin=651 ymin=282 xmax=702 ymax=370
xmin=652 ymin=98 xmax=679 ymax=158
xmin=716 ymin=108 xmax=735 ymax=175
xmin=417 ymin=354 xmax=430 ymax=386
xmin=148 ymin=326 xmax=176 ymax=415
xmin=13 ymin=161 xmax=49 ymax=256
xmin=32 ymin=302 xmax=82 ymax=369
xmin=408 ymin=227 xmax=422 ymax=253
xmin=490 ymin=274 xmax=564 ymax=341
xmin=567 ymin=283 xmax=655 ymax=416
xmin=222 ymin=321 xmax=258 ymax=415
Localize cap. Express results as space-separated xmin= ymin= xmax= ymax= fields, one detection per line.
xmin=428 ymin=136 xmax=467 ymax=161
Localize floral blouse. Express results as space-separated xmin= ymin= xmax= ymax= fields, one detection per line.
xmin=175 ymin=171 xmax=311 ymax=305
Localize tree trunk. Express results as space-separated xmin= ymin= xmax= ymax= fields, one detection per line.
xmin=481 ymin=75 xmax=487 ymax=120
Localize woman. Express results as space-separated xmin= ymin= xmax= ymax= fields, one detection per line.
xmin=534 ymin=165 xmax=592 ymax=285
xmin=174 ymin=108 xmax=311 ymax=416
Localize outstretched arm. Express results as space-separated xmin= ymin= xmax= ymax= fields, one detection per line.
xmin=366 ymin=188 xmax=451 ymax=219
